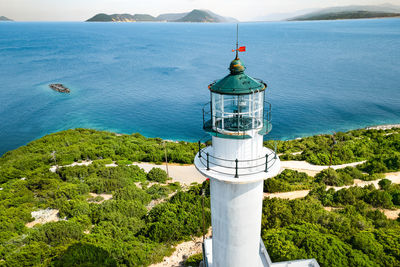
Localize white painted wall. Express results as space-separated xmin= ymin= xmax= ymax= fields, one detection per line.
xmin=212 ymin=134 xmax=263 ymax=161
xmin=210 ymin=178 xmax=264 ymax=267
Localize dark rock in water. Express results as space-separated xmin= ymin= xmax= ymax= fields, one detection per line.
xmin=49 ymin=84 xmax=70 ymax=93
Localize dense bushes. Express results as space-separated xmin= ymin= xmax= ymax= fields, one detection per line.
xmin=261 ymin=197 xmax=400 ymax=266
xmin=264 ymin=165 xmax=394 ymax=193
xmin=264 ymin=169 xmax=314 ymax=192
xmin=184 ymin=253 xmax=203 ymax=266
xmin=0 ymin=129 xmax=211 ymax=266
xmin=1 ymin=127 xmax=400 ymax=266
xmin=0 ymin=129 xmax=199 ymax=184
xmin=314 ymin=168 xmax=353 ymax=186
xmin=263 ymin=224 xmax=375 ymax=266
xmin=147 ymin=168 xmax=169 ymax=183
xmin=144 ymin=189 xmax=211 ymax=243
xmin=52 ymin=242 xmax=118 ymax=267
xmin=0 ymin=177 xmax=210 ymax=266
xmin=308 ymin=181 xmax=400 ymax=210
xmin=265 ymin=128 xmax=400 ymax=172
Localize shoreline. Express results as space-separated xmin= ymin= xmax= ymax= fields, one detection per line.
xmin=364 ymin=124 xmax=400 ymax=130
xmin=113 ymin=123 xmax=400 ymax=142
xmin=1 ymin=122 xmax=400 ymax=158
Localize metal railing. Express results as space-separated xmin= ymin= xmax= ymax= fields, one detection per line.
xmin=197 ymin=141 xmax=278 ymax=178
xmin=202 ymin=101 xmax=272 ymax=135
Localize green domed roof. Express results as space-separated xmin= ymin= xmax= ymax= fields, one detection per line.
xmin=209 ymin=57 xmax=266 ymax=95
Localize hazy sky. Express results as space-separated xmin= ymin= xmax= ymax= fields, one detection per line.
xmin=1 ymin=0 xmax=399 ymax=21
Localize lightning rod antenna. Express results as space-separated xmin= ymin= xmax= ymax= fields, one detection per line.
xmin=236 ymin=24 xmax=239 ymax=59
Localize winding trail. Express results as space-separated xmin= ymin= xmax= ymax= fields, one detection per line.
xmin=50 ymin=159 xmax=367 ymax=185
xmin=279 ymin=160 xmax=366 ymax=177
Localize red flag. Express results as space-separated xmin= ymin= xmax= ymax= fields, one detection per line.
xmin=238 ymin=46 xmax=246 ymax=52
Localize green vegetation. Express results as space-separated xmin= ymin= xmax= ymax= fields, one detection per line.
xmin=0 ymin=167 xmax=210 ymax=266
xmin=314 ymin=168 xmax=353 ymax=186
xmin=0 ymin=128 xmax=198 ymax=185
xmin=147 ymin=168 xmax=169 ymax=183
xmin=264 ymin=169 xmax=314 ymax=193
xmin=265 ymin=127 xmax=400 ymax=172
xmin=262 ymin=195 xmax=400 ymax=266
xmin=0 ymin=129 xmax=210 ymax=266
xmin=1 ymin=127 xmax=400 ymax=266
xmin=264 ymin=166 xmax=385 ymax=193
xmin=86 ymin=13 xmax=114 ymax=22
xmin=184 ymin=253 xmax=203 ymax=266
xmin=309 ymin=180 xmax=400 ymax=209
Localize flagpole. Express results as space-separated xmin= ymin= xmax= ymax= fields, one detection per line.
xmin=236 ymin=24 xmax=239 ymax=59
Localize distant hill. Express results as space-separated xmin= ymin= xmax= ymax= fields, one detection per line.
xmin=0 ymin=16 xmax=12 ymax=21
xmin=87 ymin=13 xmax=135 ymax=22
xmin=132 ymin=14 xmax=156 ymax=21
xmin=156 ymin=12 xmax=188 ymax=22
xmin=202 ymin=9 xmax=238 ymax=23
xmin=290 ymin=11 xmax=400 ymax=21
xmin=86 ymin=13 xmax=156 ymax=22
xmin=288 ymin=4 xmax=400 ymax=21
xmin=175 ymin=9 xmax=218 ymax=22
xmin=176 ymin=9 xmax=237 ymax=22
xmin=87 ymin=9 xmax=237 ymax=23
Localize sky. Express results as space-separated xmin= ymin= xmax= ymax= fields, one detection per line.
xmin=1 ymin=0 xmax=399 ymax=21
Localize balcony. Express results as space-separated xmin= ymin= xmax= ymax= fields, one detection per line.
xmin=195 ymin=144 xmax=280 ymax=180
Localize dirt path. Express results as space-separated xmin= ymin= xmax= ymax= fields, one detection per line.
xmin=264 ymin=190 xmax=310 ymax=200
xmin=50 ymin=161 xmax=205 ymax=186
xmin=279 ymin=160 xmax=366 ymax=177
xmin=133 ymin=162 xmax=205 ymax=186
xmin=50 ymin=159 xmax=368 ymax=185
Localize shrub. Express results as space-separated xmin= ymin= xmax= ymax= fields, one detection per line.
xmin=147 ymin=168 xmax=168 ymax=183
xmin=378 ymin=179 xmax=392 ymax=191
xmin=315 ymin=168 xmax=353 ymax=186
xmin=52 ymin=242 xmax=117 ymax=267
xmin=185 ymin=253 xmax=203 ymax=266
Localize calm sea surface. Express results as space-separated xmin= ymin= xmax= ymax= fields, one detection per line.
xmin=0 ymin=19 xmax=399 ymax=155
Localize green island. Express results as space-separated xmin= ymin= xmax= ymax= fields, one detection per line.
xmin=0 ymin=16 xmax=13 ymax=21
xmin=1 ymin=127 xmax=400 ymax=266
xmin=290 ymin=11 xmax=400 ymax=21
xmin=86 ymin=9 xmax=237 ymax=23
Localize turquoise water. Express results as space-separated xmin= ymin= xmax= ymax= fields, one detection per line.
xmin=0 ymin=19 xmax=399 ymax=155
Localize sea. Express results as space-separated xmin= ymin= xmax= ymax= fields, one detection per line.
xmin=0 ymin=19 xmax=399 ymax=155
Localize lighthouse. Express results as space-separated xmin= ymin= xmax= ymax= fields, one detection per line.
xmin=194 ymin=47 xmax=319 ymax=267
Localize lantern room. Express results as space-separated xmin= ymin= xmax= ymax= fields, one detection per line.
xmin=203 ymin=57 xmax=271 ymax=138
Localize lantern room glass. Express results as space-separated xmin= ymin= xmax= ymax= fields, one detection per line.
xmin=211 ymin=91 xmax=264 ymax=133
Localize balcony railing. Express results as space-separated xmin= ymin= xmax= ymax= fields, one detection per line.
xmin=197 ymin=141 xmax=278 ymax=178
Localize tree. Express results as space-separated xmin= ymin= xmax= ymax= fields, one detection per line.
xmin=147 ymin=168 xmax=168 ymax=183
xmin=378 ymin=179 xmax=392 ymax=191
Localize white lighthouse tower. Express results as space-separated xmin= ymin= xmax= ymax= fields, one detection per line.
xmin=194 ymin=50 xmax=319 ymax=267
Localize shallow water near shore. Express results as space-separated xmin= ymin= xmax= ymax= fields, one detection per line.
xmin=0 ymin=19 xmax=399 ymax=155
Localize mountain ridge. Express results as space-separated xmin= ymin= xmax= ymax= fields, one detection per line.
xmin=288 ymin=4 xmax=400 ymax=21
xmin=86 ymin=9 xmax=237 ymax=22
xmin=0 ymin=16 xmax=12 ymax=21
